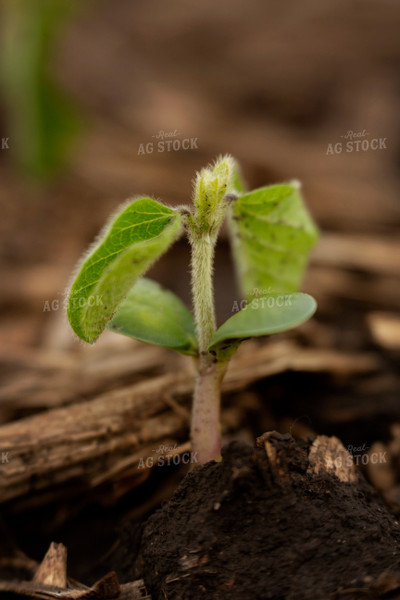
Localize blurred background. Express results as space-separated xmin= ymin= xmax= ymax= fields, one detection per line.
xmin=0 ymin=0 xmax=399 ymax=352
xmin=0 ymin=0 xmax=400 ymax=582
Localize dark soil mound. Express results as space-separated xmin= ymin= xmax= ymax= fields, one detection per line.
xmin=137 ymin=432 xmax=400 ymax=600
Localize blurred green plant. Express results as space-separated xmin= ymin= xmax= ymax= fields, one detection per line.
xmin=0 ymin=0 xmax=80 ymax=179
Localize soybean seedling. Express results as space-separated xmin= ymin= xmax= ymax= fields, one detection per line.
xmin=67 ymin=156 xmax=319 ymax=464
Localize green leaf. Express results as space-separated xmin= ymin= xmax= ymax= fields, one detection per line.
xmin=231 ymin=160 xmax=247 ymax=195
xmin=228 ymin=182 xmax=319 ymax=298
xmin=67 ymin=198 xmax=182 ymax=343
xmin=107 ymin=278 xmax=198 ymax=355
xmin=209 ymin=292 xmax=317 ymax=351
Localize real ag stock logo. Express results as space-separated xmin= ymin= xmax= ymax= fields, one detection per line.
xmin=326 ymin=129 xmax=387 ymax=155
xmin=138 ymin=129 xmax=198 ymax=155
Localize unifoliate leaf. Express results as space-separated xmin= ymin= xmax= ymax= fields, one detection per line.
xmin=209 ymin=292 xmax=317 ymax=351
xmin=228 ymin=183 xmax=319 ymax=299
xmin=107 ymin=278 xmax=197 ymax=355
xmin=67 ymin=198 xmax=182 ymax=343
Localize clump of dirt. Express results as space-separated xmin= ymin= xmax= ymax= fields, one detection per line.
xmin=133 ymin=433 xmax=400 ymax=600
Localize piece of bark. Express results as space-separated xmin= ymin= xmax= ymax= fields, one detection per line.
xmin=119 ymin=580 xmax=151 ymax=599
xmin=0 ymin=341 xmax=378 ymax=502
xmin=0 ymin=342 xmax=172 ymax=420
xmin=33 ymin=542 xmax=67 ymax=588
xmin=0 ymin=335 xmax=376 ymax=421
xmin=0 ymin=341 xmax=378 ymax=505
xmin=0 ymin=571 xmax=120 ymax=599
xmin=306 ymin=434 xmax=358 ymax=483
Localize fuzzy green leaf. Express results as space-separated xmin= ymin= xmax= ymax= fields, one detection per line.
xmin=209 ymin=292 xmax=317 ymax=351
xmin=67 ymin=198 xmax=182 ymax=343
xmin=107 ymin=278 xmax=198 ymax=355
xmin=228 ymin=183 xmax=319 ymax=299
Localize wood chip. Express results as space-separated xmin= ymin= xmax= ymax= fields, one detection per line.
xmin=33 ymin=542 xmax=67 ymax=587
xmin=367 ymin=312 xmax=400 ymax=349
xmin=0 ymin=571 xmax=120 ymax=599
xmin=307 ymin=436 xmax=358 ymax=483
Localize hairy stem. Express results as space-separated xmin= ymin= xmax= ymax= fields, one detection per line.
xmin=189 ymin=227 xmax=226 ymax=463
xmin=186 ymin=155 xmax=237 ymax=463
xmin=190 ymin=232 xmax=217 ymax=352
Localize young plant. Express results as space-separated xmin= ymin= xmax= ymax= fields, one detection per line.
xmin=67 ymin=156 xmax=319 ymax=464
